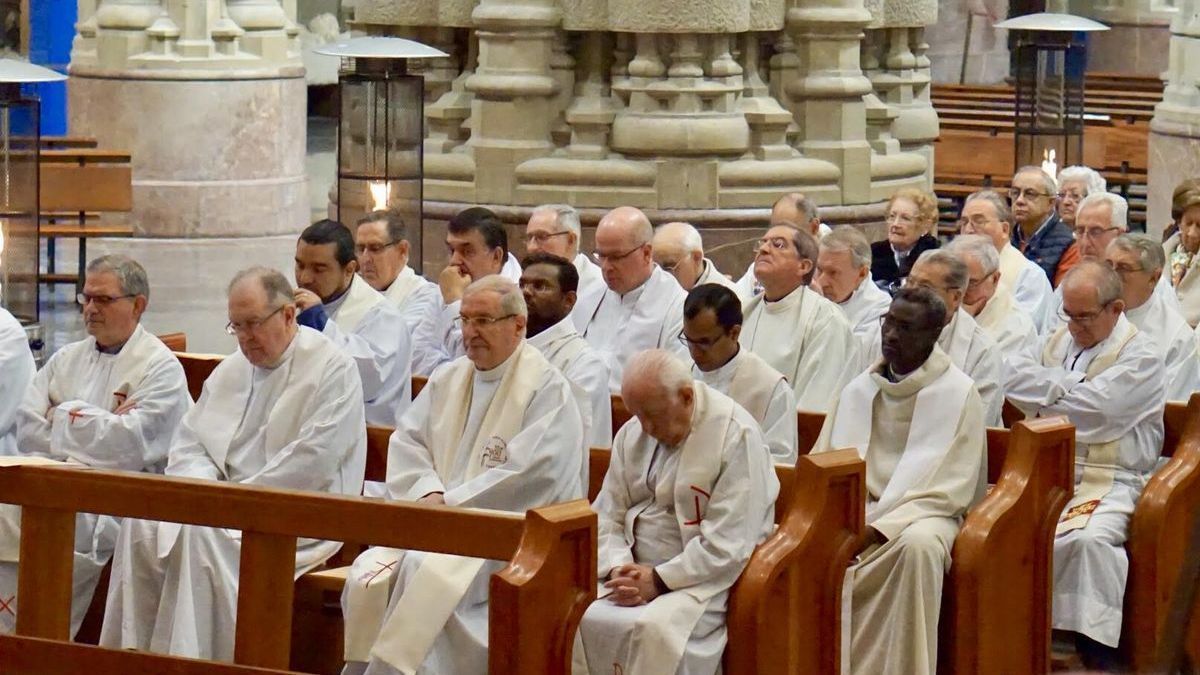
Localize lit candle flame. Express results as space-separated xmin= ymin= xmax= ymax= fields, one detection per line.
xmin=1041 ymin=149 xmax=1058 ymax=183
xmin=369 ymin=181 xmax=390 ymax=212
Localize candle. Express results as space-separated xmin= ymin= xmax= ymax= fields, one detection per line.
xmin=1041 ymin=149 xmax=1058 ymax=182
xmin=369 ymin=181 xmax=390 ymax=212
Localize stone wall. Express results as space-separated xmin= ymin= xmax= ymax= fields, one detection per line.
xmin=1148 ymin=0 xmax=1200 ymax=238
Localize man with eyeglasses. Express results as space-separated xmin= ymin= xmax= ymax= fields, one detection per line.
xmin=294 ymin=219 xmax=412 ymax=426
xmin=741 ymin=224 xmax=859 ymax=413
xmin=1006 ymin=261 xmax=1165 ymax=669
xmin=1105 ymin=234 xmax=1200 ymax=402
xmin=652 ymin=221 xmax=740 ymax=295
xmin=522 ymin=204 xmax=607 ymax=331
xmin=0 ymin=306 xmax=33 ymax=457
xmin=581 ymin=206 xmax=689 ymax=393
xmin=1049 ymin=167 xmax=1108 ymax=288
xmin=520 ymin=252 xmax=612 ymax=459
xmin=354 ymin=210 xmax=442 ymax=380
xmin=100 ymin=266 xmax=366 ymax=660
xmin=342 ymin=276 xmax=583 ymax=675
xmin=813 ymin=225 xmax=893 ymax=356
xmin=735 ymin=192 xmax=827 ymax=298
xmin=813 ymin=286 xmax=986 ymax=675
xmin=2 ymin=255 xmax=190 ymax=638
xmin=1008 ymin=166 xmax=1075 ymax=285
xmin=682 ymin=284 xmax=796 ymax=463
xmin=944 ymin=235 xmax=1038 ymax=373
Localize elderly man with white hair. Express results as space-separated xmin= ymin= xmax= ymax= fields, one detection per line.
xmin=652 ymin=221 xmax=740 ymax=295
xmin=945 ymin=234 xmax=1038 ymax=361
xmin=959 ymin=190 xmax=1054 ymax=330
xmin=523 ymin=204 xmax=607 ymax=331
xmin=1 ymin=255 xmax=190 ymax=637
xmin=101 ymin=266 xmax=366 ymax=660
xmin=342 ymin=276 xmax=585 ymax=675
xmin=0 ymin=307 xmax=34 ymax=457
xmin=574 ymin=349 xmax=777 ymax=675
xmin=1105 ymin=233 xmax=1200 ymax=402
xmin=582 ymin=206 xmax=689 ymax=391
xmin=813 ymin=225 xmax=893 ymax=355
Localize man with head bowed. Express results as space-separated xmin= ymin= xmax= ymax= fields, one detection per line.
xmin=582 ymin=206 xmax=689 ymax=392
xmin=652 ymin=221 xmax=740 ymax=294
xmin=523 ymin=204 xmax=607 ymax=331
xmin=0 ymin=255 xmax=190 ymax=636
xmin=341 ymin=276 xmax=585 ymax=675
xmin=100 ymin=267 xmax=366 ymax=661
xmin=944 ymin=234 xmax=1039 ymax=364
xmin=813 ymin=287 xmax=987 ymax=675
xmin=574 ymin=349 xmax=777 ymax=675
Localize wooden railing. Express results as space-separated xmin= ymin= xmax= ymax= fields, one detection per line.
xmin=0 ymin=465 xmax=595 ymax=675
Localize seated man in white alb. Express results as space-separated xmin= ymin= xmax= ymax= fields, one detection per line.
xmin=520 ymin=252 xmax=613 ymax=455
xmin=812 ymin=225 xmax=893 ymax=356
xmin=1005 ymin=261 xmax=1165 ymax=669
xmin=740 ymin=224 xmax=859 ymax=413
xmin=582 ymin=206 xmax=689 ymax=392
xmin=100 ymin=267 xmax=367 ymax=661
xmin=735 ymin=192 xmax=829 ymax=298
xmin=682 ymin=283 xmax=797 ymax=463
xmin=0 ymin=306 xmax=34 ymax=456
xmin=652 ymin=221 xmax=740 ymax=294
xmin=959 ymin=190 xmax=1054 ymax=330
xmin=341 ymin=276 xmax=584 ymax=675
xmin=354 ymin=210 xmax=443 ymax=378
xmin=574 ymin=349 xmax=777 ymax=675
xmin=1105 ymin=233 xmax=1200 ymax=402
xmin=899 ymin=250 xmax=1004 ymax=426
xmin=813 ymin=287 xmax=986 ymax=675
xmin=523 ymin=204 xmax=607 ymax=332
xmin=1 ymin=255 xmax=190 ymax=636
xmin=294 ymin=219 xmax=412 ymax=426
xmin=944 ymin=234 xmax=1038 ymax=361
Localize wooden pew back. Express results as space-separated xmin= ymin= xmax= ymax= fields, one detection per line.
xmin=173 ymin=352 xmax=225 ymax=402
xmin=39 ymin=149 xmax=133 ymax=213
xmin=155 ymin=332 xmax=187 ymax=352
xmin=0 ymin=465 xmax=595 ymax=674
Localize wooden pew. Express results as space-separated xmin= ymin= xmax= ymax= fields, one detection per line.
xmin=173 ymin=352 xmax=225 ymax=402
xmin=611 ymin=394 xmax=631 ymax=437
xmin=156 ymin=332 xmax=187 ymax=352
xmin=412 ymin=375 xmax=428 ymax=399
xmin=0 ymin=464 xmax=595 ymax=675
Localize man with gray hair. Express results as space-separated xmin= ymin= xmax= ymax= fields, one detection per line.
xmin=523 ymin=204 xmax=607 ymax=331
xmin=342 ymin=275 xmax=585 ymax=675
xmin=1105 ymin=233 xmax=1200 ymax=401
xmin=735 ymin=192 xmax=830 ymax=298
xmin=652 ymin=221 xmax=740 ymax=294
xmin=575 ymin=349 xmax=777 ymax=675
xmin=1009 ymin=165 xmax=1074 ymax=283
xmin=101 ymin=266 xmax=366 ymax=660
xmin=813 ymin=225 xmax=892 ymax=354
xmin=0 ymin=255 xmax=190 ymax=637
xmin=945 ymin=234 xmax=1038 ymax=362
xmin=1006 ymin=260 xmax=1165 ymax=667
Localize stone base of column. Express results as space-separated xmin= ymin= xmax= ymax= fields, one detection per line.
xmin=1148 ymin=116 xmax=1200 ymax=239
xmin=1087 ymin=23 xmax=1172 ymax=76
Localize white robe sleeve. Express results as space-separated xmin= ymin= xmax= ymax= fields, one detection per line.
xmin=163 ymin=388 xmax=226 ymax=481
xmin=1163 ymin=325 xmax=1200 ymax=402
xmin=1014 ymin=264 xmax=1054 ymax=332
xmin=384 ymin=381 xmax=444 ymax=500
xmin=566 ymin=350 xmax=613 ymax=450
xmin=968 ymin=340 xmax=1004 ymax=427
xmin=405 ymin=283 xmax=446 ymax=378
xmin=592 ymin=427 xmax=638 ymax=578
xmin=436 ymin=301 xmax=463 ymax=367
xmin=15 ymin=352 xmax=63 ymax=458
xmin=0 ymin=315 xmax=33 ymax=454
xmin=659 ymin=293 xmax=689 ymax=362
xmin=655 ymin=423 xmax=776 ymax=591
xmin=323 ymin=304 xmax=412 ymax=420
xmin=762 ymin=379 xmax=798 ymax=464
xmin=794 ymin=313 xmax=859 ymax=413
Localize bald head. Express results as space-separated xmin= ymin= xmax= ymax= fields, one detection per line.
xmin=621 ymin=350 xmax=695 ymax=446
xmin=1059 ymin=259 xmax=1124 ymax=349
xmin=653 ymin=222 xmax=706 ymax=289
xmin=771 ymin=193 xmax=820 ymax=235
xmin=595 ymin=206 xmax=656 ymax=295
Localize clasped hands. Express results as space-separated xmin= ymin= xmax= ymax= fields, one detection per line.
xmin=604 ymin=563 xmax=661 ymax=607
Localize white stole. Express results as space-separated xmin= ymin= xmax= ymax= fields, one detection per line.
xmin=975 ymin=288 xmax=1015 ymax=336
xmin=332 ymin=276 xmax=386 ymax=334
xmin=726 ymin=351 xmax=783 ymax=423
xmin=940 ymin=309 xmax=974 ymax=366
xmin=742 ymin=286 xmax=820 ymax=385
xmin=47 ymin=325 xmax=160 ymax=412
xmin=382 ymin=267 xmax=426 ymax=308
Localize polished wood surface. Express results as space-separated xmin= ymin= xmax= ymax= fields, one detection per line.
xmin=173 ymin=352 xmax=224 ymax=402
xmin=156 ymin=332 xmax=187 ymax=352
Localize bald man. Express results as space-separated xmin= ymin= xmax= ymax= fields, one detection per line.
xmin=736 ymin=193 xmax=830 ymax=298
xmin=652 ymin=221 xmax=740 ymax=295
xmin=582 ymin=206 xmax=689 ymax=391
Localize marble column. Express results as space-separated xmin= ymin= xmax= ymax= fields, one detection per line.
xmin=1147 ymin=0 xmax=1200 ymax=238
xmin=69 ymin=0 xmax=306 ymax=352
xmin=1088 ymin=0 xmax=1177 ymax=76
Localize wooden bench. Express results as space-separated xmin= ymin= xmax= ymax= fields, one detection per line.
xmin=173 ymin=352 xmax=226 ymax=402
xmin=156 ymin=332 xmax=187 ymax=352
xmin=0 ymin=464 xmax=595 ymax=674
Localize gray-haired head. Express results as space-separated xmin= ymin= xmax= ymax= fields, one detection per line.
xmin=1076 ymin=192 xmax=1129 ymax=231
xmin=532 ymin=204 xmax=581 ymax=239
xmin=1015 ymin=165 xmax=1058 ymax=195
xmin=86 ymin=255 xmax=150 ymax=300
xmin=963 ymin=190 xmax=1013 ymax=227
xmin=621 ymin=349 xmax=693 ymax=399
xmin=820 ymin=225 xmax=872 ymax=270
xmin=1108 ymin=232 xmax=1166 ymax=274
xmin=1061 ymin=259 xmax=1123 ymax=307
xmin=772 ymin=192 xmax=820 ymax=226
xmin=946 ymin=234 xmax=1000 ymax=276
xmin=463 ymin=275 xmax=527 ymax=317
xmin=915 ymin=249 xmax=970 ymax=291
xmin=356 ymin=209 xmax=407 ymax=244
xmin=1057 ymin=166 xmax=1107 ymax=196
xmin=228 ymin=266 xmax=294 ymax=307
xmin=654 ymin=221 xmax=704 ymax=254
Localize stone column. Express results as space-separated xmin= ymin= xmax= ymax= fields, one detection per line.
xmin=1147 ymin=0 xmax=1200 ymax=238
xmin=1088 ymin=0 xmax=1177 ymax=75
xmin=69 ymin=0 xmax=306 ymax=352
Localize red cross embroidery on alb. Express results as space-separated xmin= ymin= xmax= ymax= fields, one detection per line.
xmin=361 ymin=559 xmax=399 ymax=585
xmin=0 ymin=595 xmax=15 ymax=617
xmin=67 ymin=409 xmax=86 ymax=426
xmin=684 ymin=485 xmax=712 ymax=526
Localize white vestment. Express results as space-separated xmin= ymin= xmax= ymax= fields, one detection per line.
xmin=0 ymin=308 xmax=33 ymax=457
xmin=692 ymin=259 xmax=739 ymax=293
xmin=325 ymin=276 xmax=413 ymax=426
xmin=528 ymin=315 xmax=614 ymax=458
xmin=999 ymin=242 xmax=1054 ymax=331
xmin=740 ymin=285 xmax=860 ymax=413
xmin=1124 ymin=291 xmax=1200 ymax=403
xmin=814 ymin=346 xmax=986 ymax=675
xmin=582 ymin=266 xmax=689 ymax=392
xmin=1 ymin=325 xmax=190 ymax=636
xmin=342 ymin=343 xmax=584 ymax=675
xmin=734 ymin=223 xmax=833 ymax=301
xmin=574 ymin=383 xmax=777 ymax=675
xmin=99 ymin=327 xmax=366 ymax=661
xmin=571 ymin=253 xmax=609 ymax=334
xmin=1006 ymin=315 xmax=1165 ymax=647
xmin=692 ymin=349 xmax=797 ymax=463
xmin=500 ymin=252 xmax=522 ymax=282
xmin=837 ymin=275 xmax=893 ymax=359
xmin=382 ymin=267 xmax=444 ymax=378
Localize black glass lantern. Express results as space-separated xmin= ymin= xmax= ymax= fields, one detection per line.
xmin=316 ymin=37 xmax=447 ymax=275
xmin=996 ymin=13 xmax=1109 ymax=174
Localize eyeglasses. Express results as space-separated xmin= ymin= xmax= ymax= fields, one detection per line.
xmin=677 ymin=332 xmax=726 ymax=350
xmin=903 ymin=278 xmax=954 ymax=294
xmin=77 ymin=293 xmax=135 ymax=307
xmin=657 ymin=258 xmax=683 ymax=273
xmin=959 ymin=217 xmax=995 ymax=232
xmin=592 ymin=244 xmax=645 ymax=264
xmin=1057 ymin=191 xmax=1085 ymax=202
xmin=1107 ymin=261 xmax=1146 ymax=275
xmin=454 ymin=314 xmax=517 ymax=330
xmin=1057 ymin=301 xmax=1113 ymax=325
xmin=757 ymin=236 xmax=793 ymax=252
xmin=966 ymin=274 xmax=993 ymax=290
xmin=226 ymin=305 xmax=285 ymax=336
xmin=1072 ymin=226 xmax=1121 ymax=240
xmin=885 ymin=212 xmax=917 ymax=225
xmin=522 ymin=231 xmax=570 ymax=246
xmin=1008 ymin=188 xmax=1053 ymax=202
xmin=355 ymin=241 xmax=398 ymax=256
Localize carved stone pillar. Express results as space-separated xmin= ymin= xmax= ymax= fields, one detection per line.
xmin=1088 ymin=0 xmax=1177 ymax=75
xmin=1148 ymin=0 xmax=1200 ymax=238
xmin=865 ymin=26 xmax=938 ymax=182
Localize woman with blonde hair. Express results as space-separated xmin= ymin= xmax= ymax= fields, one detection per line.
xmin=1164 ymin=182 xmax=1200 ymax=326
xmin=870 ymin=187 xmax=940 ymax=293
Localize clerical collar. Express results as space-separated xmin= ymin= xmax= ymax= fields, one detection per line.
xmin=763 ymin=283 xmax=804 ymax=305
xmin=704 ymin=346 xmax=741 ymax=375
xmin=1124 ymin=295 xmax=1153 ymax=324
xmin=95 ymin=337 xmax=130 ymax=355
xmin=475 ymin=343 xmax=522 ymax=382
xmin=323 ymin=281 xmax=353 ymax=314
xmin=883 ymin=363 xmax=912 ymax=383
xmin=618 ymin=272 xmax=652 ymax=302
xmin=527 ymin=315 xmax=573 ymax=348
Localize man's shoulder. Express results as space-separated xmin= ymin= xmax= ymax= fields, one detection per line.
xmin=295 ymin=326 xmax=358 ymax=372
